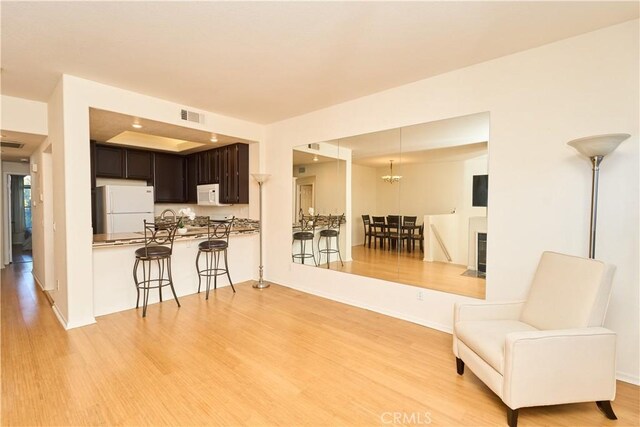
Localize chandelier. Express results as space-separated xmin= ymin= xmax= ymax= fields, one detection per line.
xmin=381 ymin=160 xmax=402 ymax=183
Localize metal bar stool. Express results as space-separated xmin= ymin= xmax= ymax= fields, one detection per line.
xmin=196 ymin=217 xmax=236 ymax=299
xmin=292 ymin=214 xmax=318 ymax=266
xmin=318 ymin=214 xmax=345 ymax=268
xmin=133 ymin=220 xmax=180 ymax=317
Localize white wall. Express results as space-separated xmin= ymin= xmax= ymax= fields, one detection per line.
xmin=264 ymin=21 xmax=639 ymax=383
xmin=1 ymin=96 xmax=48 ymax=268
xmin=30 ymin=142 xmax=54 ymax=290
xmin=47 ymin=75 xmax=264 ymax=329
xmin=293 ymin=160 xmax=347 ymax=216
xmin=351 ymin=164 xmax=378 ymax=245
xmin=1 ymin=95 xmax=48 ymax=135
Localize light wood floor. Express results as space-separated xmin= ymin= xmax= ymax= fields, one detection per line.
xmin=324 ymin=245 xmax=486 ymax=299
xmin=2 ymin=262 xmax=638 ymax=426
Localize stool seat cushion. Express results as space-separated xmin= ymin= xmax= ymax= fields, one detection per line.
xmin=293 ymin=231 xmax=314 ymax=240
xmin=320 ymin=229 xmax=339 ymax=237
xmin=135 ymin=245 xmax=171 ymax=258
xmin=199 ymin=240 xmax=228 ymax=250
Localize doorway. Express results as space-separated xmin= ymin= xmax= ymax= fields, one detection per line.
xmin=295 ymin=177 xmax=316 ymax=218
xmin=7 ymin=174 xmax=33 ymax=263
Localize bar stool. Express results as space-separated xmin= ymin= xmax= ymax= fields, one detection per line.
xmin=133 ymin=220 xmax=180 ymax=317
xmin=196 ymin=217 xmax=236 ymax=299
xmin=292 ymin=214 xmax=318 ymax=266
xmin=318 ymin=214 xmax=344 ymax=268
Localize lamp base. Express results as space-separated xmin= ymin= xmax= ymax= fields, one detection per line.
xmin=252 ymin=280 xmax=270 ymax=289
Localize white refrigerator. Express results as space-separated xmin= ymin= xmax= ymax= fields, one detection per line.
xmin=95 ymin=185 xmax=155 ymax=234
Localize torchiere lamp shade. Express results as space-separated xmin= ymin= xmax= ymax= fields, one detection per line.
xmin=567 ymin=133 xmax=630 ymax=158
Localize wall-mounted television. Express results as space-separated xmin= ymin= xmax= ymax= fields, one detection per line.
xmin=473 ymin=174 xmax=488 ymax=207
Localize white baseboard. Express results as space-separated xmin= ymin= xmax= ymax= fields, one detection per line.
xmin=616 ymin=370 xmax=640 ymax=385
xmin=51 ymin=304 xmax=68 ymax=330
xmin=282 ymin=281 xmax=452 ymax=334
xmin=32 ymin=272 xmax=45 ymax=291
xmin=51 ymin=305 xmax=97 ymax=330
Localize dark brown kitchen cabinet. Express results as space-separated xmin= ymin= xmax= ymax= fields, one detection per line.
xmin=219 ymin=143 xmax=249 ymax=204
xmin=125 ymin=149 xmax=153 ymax=181
xmin=95 ymin=144 xmax=125 ymax=178
xmin=196 ymin=151 xmax=210 ymax=184
xmin=186 ymin=154 xmax=198 ymax=203
xmin=195 ymin=150 xmax=221 ymax=185
xmin=153 ymin=153 xmax=186 ymax=203
xmin=209 ymin=149 xmax=221 ymax=184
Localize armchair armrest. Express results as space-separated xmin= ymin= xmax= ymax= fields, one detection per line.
xmin=503 ymin=327 xmax=616 ymax=409
xmin=454 ymin=301 xmax=525 ymax=323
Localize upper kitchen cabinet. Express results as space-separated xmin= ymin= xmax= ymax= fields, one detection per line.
xmin=186 ymin=154 xmax=198 ymax=204
xmin=94 ymin=144 xmax=153 ymax=181
xmin=125 ymin=149 xmax=153 ymax=181
xmin=94 ymin=144 xmax=125 ymax=178
xmin=195 ymin=150 xmax=220 ymax=185
xmin=220 ymin=143 xmax=249 ymax=204
xmin=154 ymin=153 xmax=186 ymax=203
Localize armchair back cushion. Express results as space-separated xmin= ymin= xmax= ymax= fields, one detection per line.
xmin=520 ymin=252 xmax=615 ymax=330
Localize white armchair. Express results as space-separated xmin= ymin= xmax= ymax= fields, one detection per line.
xmin=453 ymin=251 xmax=617 ymax=427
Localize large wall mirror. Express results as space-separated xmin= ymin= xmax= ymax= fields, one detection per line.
xmin=292 ymin=112 xmax=489 ymax=299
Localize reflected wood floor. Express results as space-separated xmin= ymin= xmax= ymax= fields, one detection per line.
xmin=324 ymin=245 xmax=486 ymax=298
xmin=2 ymin=262 xmax=638 ymax=426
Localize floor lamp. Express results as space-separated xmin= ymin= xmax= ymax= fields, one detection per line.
xmin=251 ymin=173 xmax=270 ymax=289
xmin=567 ymin=133 xmax=630 ymax=259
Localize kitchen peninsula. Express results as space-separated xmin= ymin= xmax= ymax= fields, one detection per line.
xmin=92 ymin=219 xmax=259 ymax=317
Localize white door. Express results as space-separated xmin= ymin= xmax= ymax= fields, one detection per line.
xmin=299 ymin=184 xmax=314 ymax=214
xmin=108 ymin=186 xmax=154 ymax=214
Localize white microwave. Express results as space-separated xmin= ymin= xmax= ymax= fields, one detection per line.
xmin=197 ymin=183 xmax=231 ymax=206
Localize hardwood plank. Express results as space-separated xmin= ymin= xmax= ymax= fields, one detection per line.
xmin=1 ymin=262 xmax=637 ymax=426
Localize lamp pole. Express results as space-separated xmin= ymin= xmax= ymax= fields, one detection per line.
xmin=587 ymin=155 xmax=603 ymax=259
xmin=567 ymin=133 xmax=629 ymax=259
xmin=251 ymin=174 xmax=270 ymax=288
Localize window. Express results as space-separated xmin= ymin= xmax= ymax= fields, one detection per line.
xmin=23 ymin=176 xmax=32 ymax=230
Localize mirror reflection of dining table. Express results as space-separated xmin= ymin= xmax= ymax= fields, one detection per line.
xmin=364 ymin=216 xmax=424 ymax=253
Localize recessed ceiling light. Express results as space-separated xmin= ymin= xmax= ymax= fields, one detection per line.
xmin=210 ymin=133 xmax=218 ymax=143
xmin=313 ymin=155 xmax=319 ymax=162
xmin=20 ymin=158 xmax=29 ymax=162
xmin=132 ymin=119 xmax=142 ymax=129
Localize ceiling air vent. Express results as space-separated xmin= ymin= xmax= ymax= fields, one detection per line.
xmin=307 ymin=143 xmax=320 ymax=150
xmin=180 ymin=109 xmax=204 ymax=124
xmin=0 ymin=141 xmax=25 ymax=149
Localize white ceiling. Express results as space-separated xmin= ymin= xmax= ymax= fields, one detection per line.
xmin=0 ymin=130 xmax=47 ymax=163
xmin=2 ymin=2 xmax=637 ymax=124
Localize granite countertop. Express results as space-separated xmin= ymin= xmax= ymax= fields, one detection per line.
xmin=93 ymin=219 xmax=259 ymax=248
xmin=292 ymin=215 xmax=347 ymax=230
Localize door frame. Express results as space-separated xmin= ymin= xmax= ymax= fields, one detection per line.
xmin=2 ymin=172 xmax=30 ymax=265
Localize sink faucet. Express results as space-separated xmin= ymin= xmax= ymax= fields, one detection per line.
xmin=160 ymin=208 xmax=177 ymax=222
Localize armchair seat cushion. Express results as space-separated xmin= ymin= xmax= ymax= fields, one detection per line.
xmin=455 ymin=320 xmax=538 ymax=374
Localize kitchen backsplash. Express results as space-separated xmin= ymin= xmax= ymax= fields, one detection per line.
xmin=154 ymin=203 xmax=250 ymax=219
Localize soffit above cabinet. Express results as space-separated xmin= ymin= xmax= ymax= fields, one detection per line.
xmin=89 ymin=108 xmax=253 ymax=154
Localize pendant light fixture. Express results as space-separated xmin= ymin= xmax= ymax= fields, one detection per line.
xmin=381 ymin=160 xmax=402 ymax=183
